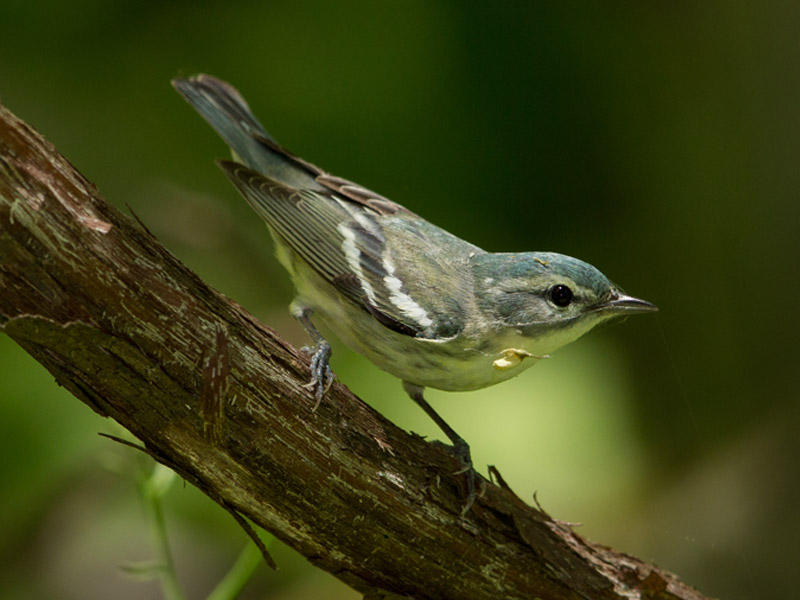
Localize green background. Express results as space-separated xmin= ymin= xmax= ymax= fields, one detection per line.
xmin=1 ymin=2 xmax=798 ymax=599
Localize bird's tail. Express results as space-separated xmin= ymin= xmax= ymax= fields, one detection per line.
xmin=172 ymin=74 xmax=322 ymax=190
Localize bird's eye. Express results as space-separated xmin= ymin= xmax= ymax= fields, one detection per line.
xmin=549 ymin=284 xmax=573 ymax=307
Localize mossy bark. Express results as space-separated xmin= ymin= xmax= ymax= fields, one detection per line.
xmin=0 ymin=102 xmax=711 ymax=600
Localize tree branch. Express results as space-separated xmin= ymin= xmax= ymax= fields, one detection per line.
xmin=0 ymin=101 xmax=711 ymax=600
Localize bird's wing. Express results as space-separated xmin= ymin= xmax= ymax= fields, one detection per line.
xmin=217 ymin=160 xmax=450 ymax=338
xmin=176 ymin=74 xmax=465 ymax=338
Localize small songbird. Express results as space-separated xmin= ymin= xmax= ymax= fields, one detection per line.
xmin=173 ymin=74 xmax=657 ymax=512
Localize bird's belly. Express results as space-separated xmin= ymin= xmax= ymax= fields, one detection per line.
xmin=375 ymin=339 xmax=542 ymax=391
xmin=319 ymin=307 xmax=542 ymax=391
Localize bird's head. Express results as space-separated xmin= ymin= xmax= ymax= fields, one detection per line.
xmin=472 ymin=251 xmax=657 ymax=354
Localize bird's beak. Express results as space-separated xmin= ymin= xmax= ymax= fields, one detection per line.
xmin=600 ymin=291 xmax=658 ymax=313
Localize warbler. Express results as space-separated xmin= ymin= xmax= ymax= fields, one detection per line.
xmin=173 ymin=74 xmax=657 ymax=511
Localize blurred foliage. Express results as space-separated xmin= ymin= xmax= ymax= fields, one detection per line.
xmin=1 ymin=2 xmax=798 ymax=599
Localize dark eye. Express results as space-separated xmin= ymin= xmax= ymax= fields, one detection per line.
xmin=549 ymin=284 xmax=573 ymax=307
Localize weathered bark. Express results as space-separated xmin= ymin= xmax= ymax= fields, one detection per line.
xmin=0 ymin=101 xmax=711 ymax=600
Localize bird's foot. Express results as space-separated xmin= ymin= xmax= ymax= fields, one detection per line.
xmin=300 ymin=341 xmax=334 ymax=409
xmin=452 ymin=439 xmax=481 ymax=516
xmin=433 ymin=438 xmax=482 ymax=516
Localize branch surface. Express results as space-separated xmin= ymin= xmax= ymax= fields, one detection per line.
xmin=0 ymin=102 xmax=710 ymax=600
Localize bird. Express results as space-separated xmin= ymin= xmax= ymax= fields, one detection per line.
xmin=173 ymin=74 xmax=657 ymax=513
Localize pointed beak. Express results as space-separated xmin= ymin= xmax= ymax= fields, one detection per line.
xmin=602 ymin=292 xmax=658 ymax=313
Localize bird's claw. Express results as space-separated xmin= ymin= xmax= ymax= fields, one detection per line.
xmin=449 ymin=440 xmax=479 ymax=516
xmin=302 ymin=341 xmax=334 ymax=409
xmin=457 ymin=466 xmax=477 ymax=516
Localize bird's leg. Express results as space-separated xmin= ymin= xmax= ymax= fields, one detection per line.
xmin=403 ymin=382 xmax=477 ymax=515
xmin=291 ymin=302 xmax=334 ymax=409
